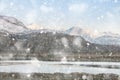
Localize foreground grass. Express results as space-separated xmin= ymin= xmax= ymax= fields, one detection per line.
xmin=0 ymin=72 xmax=119 ymax=80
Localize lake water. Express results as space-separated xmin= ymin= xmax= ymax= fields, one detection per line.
xmin=0 ymin=61 xmax=120 ymax=75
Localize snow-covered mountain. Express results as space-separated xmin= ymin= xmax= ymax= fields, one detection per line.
xmin=0 ymin=16 xmax=120 ymax=61
xmin=1 ymin=26 xmax=120 ymax=61
xmin=94 ymin=32 xmax=120 ymax=45
xmin=66 ymin=27 xmax=120 ymax=45
xmin=0 ymin=15 xmax=27 ymax=33
xmin=1 ymin=15 xmax=120 ymax=46
xmin=66 ymin=27 xmax=96 ymax=42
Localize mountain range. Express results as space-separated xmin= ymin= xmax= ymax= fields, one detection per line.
xmin=66 ymin=27 xmax=120 ymax=45
xmin=0 ymin=15 xmax=120 ymax=61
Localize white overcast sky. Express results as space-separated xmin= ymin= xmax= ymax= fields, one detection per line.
xmin=0 ymin=0 xmax=120 ymax=33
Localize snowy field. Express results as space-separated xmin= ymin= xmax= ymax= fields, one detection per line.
xmin=0 ymin=60 xmax=120 ymax=75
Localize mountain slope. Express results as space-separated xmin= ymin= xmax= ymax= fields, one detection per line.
xmin=94 ymin=32 xmax=120 ymax=45
xmin=66 ymin=27 xmax=120 ymax=45
xmin=0 ymin=15 xmax=27 ymax=33
xmin=66 ymin=27 xmax=93 ymax=42
xmin=0 ymin=29 xmax=120 ymax=61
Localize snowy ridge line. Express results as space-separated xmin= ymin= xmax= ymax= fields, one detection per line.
xmin=1 ymin=61 xmax=120 ymax=66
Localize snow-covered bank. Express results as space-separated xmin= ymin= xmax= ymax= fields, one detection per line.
xmin=1 ymin=60 xmax=120 ymax=66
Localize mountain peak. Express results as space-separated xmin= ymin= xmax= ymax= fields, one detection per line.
xmin=66 ymin=27 xmax=83 ymax=35
xmin=27 ymin=23 xmax=44 ymax=30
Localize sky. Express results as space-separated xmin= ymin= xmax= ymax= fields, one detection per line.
xmin=0 ymin=0 xmax=120 ymax=33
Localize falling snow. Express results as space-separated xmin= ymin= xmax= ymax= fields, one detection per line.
xmin=82 ymin=75 xmax=87 ymax=80
xmin=61 ymin=37 xmax=68 ymax=48
xmin=0 ymin=0 xmax=120 ymax=80
xmin=27 ymin=74 xmax=31 ymax=78
xmin=73 ymin=37 xmax=82 ymax=47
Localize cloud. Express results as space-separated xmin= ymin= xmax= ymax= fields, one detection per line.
xmin=30 ymin=0 xmax=37 ymax=9
xmin=105 ymin=12 xmax=120 ymax=31
xmin=0 ymin=2 xmax=7 ymax=12
xmin=96 ymin=12 xmax=120 ymax=33
xmin=40 ymin=5 xmax=53 ymax=13
xmin=98 ymin=0 xmax=110 ymax=2
xmin=27 ymin=23 xmax=43 ymax=30
xmin=68 ymin=3 xmax=88 ymax=14
xmin=25 ymin=10 xmax=37 ymax=24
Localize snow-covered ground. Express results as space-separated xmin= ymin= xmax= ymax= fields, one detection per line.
xmin=0 ymin=61 xmax=120 ymax=75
